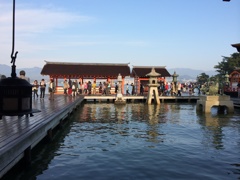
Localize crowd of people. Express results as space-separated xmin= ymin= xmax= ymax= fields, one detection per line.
xmin=62 ymin=80 xmax=117 ymax=96
xmin=157 ymin=81 xmax=201 ymax=96
xmin=0 ymin=72 xmax=204 ymax=99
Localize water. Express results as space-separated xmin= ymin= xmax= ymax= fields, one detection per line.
xmin=3 ymin=103 xmax=240 ymax=180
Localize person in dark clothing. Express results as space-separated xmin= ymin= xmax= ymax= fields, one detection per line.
xmin=131 ymin=83 xmax=135 ymax=95
xmin=40 ymin=79 xmax=46 ymax=98
xmin=126 ymin=83 xmax=130 ymax=95
xmin=140 ymin=83 xmax=144 ymax=95
xmin=115 ymin=83 xmax=118 ymax=94
xmin=88 ymin=81 xmax=92 ymax=95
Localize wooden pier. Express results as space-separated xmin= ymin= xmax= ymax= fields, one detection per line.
xmin=84 ymin=94 xmax=200 ymax=103
xmin=0 ymin=95 xmax=83 ymax=178
xmin=0 ymin=94 xmax=239 ymax=178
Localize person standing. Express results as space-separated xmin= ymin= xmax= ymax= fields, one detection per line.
xmin=19 ymin=70 xmax=33 ymax=116
xmin=126 ymin=83 xmax=130 ymax=95
xmin=72 ymin=80 xmax=77 ymax=96
xmin=40 ymin=79 xmax=46 ymax=99
xmin=140 ymin=83 xmax=144 ymax=95
xmin=115 ymin=83 xmax=118 ymax=94
xmin=165 ymin=82 xmax=169 ymax=96
xmin=103 ymin=82 xmax=107 ymax=95
xmin=84 ymin=82 xmax=88 ymax=94
xmin=238 ymin=82 xmax=240 ymax=98
xmin=92 ymin=81 xmax=97 ymax=95
xmin=177 ymin=82 xmax=181 ymax=96
xmin=63 ymin=79 xmax=68 ymax=95
xmin=131 ymin=83 xmax=135 ymax=95
xmin=88 ymin=81 xmax=92 ymax=95
xmin=19 ymin=70 xmax=30 ymax=82
xmin=99 ymin=82 xmax=103 ymax=94
xmin=32 ymin=80 xmax=39 ymax=99
xmin=49 ymin=78 xmax=55 ymax=100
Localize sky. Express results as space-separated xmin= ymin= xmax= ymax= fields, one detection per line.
xmin=0 ymin=0 xmax=239 ymax=71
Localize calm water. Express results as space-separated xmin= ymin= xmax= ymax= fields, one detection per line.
xmin=3 ymin=103 xmax=240 ymax=180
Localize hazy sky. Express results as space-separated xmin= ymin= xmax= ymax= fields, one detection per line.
xmin=0 ymin=0 xmax=239 ymax=70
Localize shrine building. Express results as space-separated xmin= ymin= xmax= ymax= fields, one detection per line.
xmin=41 ymin=61 xmax=171 ymax=94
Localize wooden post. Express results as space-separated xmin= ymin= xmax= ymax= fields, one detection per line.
xmin=47 ymin=128 xmax=53 ymax=142
xmin=24 ymin=146 xmax=31 ymax=167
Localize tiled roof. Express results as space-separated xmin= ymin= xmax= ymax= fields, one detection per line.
xmin=132 ymin=66 xmax=171 ymax=77
xmin=41 ymin=61 xmax=130 ymax=78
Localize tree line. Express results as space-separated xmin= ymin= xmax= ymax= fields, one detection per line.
xmin=196 ymin=52 xmax=240 ymax=84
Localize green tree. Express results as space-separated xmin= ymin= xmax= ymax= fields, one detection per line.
xmin=214 ymin=52 xmax=240 ymax=75
xmin=196 ymin=73 xmax=209 ymax=85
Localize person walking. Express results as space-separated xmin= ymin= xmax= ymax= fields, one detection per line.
xmin=40 ymin=79 xmax=46 ymax=99
xmin=32 ymin=80 xmax=39 ymax=99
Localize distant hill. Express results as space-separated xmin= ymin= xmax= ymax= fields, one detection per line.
xmin=167 ymin=68 xmax=217 ymax=82
xmin=0 ymin=64 xmax=45 ymax=83
xmin=0 ymin=64 xmax=218 ymax=83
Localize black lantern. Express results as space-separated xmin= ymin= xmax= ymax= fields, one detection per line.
xmin=0 ymin=78 xmax=34 ymax=118
xmin=0 ymin=0 xmax=39 ymax=119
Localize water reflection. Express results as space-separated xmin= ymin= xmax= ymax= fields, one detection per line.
xmin=197 ymin=107 xmax=233 ymax=150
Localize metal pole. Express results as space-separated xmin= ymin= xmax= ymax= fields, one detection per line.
xmin=10 ymin=0 xmax=18 ymax=78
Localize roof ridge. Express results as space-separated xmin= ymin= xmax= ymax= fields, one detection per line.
xmin=44 ymin=61 xmax=130 ymax=66
xmin=132 ymin=65 xmax=166 ymax=68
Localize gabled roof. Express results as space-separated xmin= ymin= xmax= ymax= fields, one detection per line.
xmin=229 ymin=69 xmax=240 ymax=76
xmin=131 ymin=66 xmax=171 ymax=77
xmin=41 ymin=61 xmax=130 ymax=78
xmin=231 ymin=43 xmax=240 ymax=52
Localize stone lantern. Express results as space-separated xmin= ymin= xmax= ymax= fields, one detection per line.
xmin=115 ymin=73 xmax=126 ymax=104
xmin=146 ymin=68 xmax=160 ymax=105
xmin=172 ymin=71 xmax=178 ymax=95
xmin=172 ymin=71 xmax=178 ymax=84
xmin=224 ymin=72 xmax=229 ymax=84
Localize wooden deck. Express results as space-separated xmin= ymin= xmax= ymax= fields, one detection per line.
xmin=84 ymin=94 xmax=200 ymax=103
xmin=0 ymin=95 xmax=83 ymax=178
xmin=0 ymin=94 xmax=239 ymax=178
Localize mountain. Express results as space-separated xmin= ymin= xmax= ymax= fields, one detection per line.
xmin=167 ymin=68 xmax=218 ymax=82
xmin=0 ymin=64 xmax=218 ymax=83
xmin=0 ymin=64 xmax=45 ymax=82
